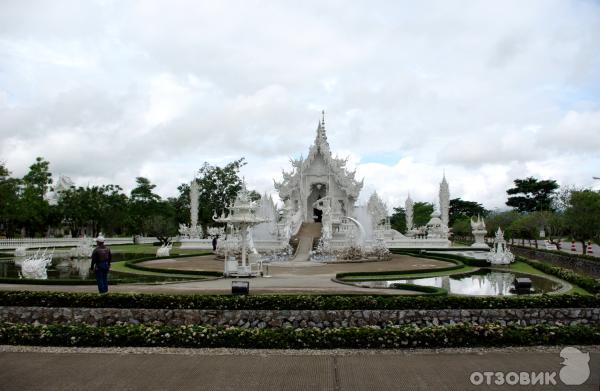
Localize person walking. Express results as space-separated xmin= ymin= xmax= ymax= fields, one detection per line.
xmin=90 ymin=235 xmax=112 ymax=293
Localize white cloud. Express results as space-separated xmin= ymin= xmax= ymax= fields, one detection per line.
xmin=0 ymin=0 xmax=599 ymax=209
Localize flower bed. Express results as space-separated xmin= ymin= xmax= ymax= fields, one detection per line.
xmin=1 ymin=291 xmax=598 ymax=310
xmin=0 ymin=322 xmax=598 ymax=349
xmin=517 ymin=256 xmax=600 ymax=294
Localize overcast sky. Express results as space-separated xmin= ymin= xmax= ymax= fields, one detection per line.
xmin=1 ymin=0 xmax=599 ymax=211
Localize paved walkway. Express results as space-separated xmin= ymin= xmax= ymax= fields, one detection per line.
xmin=0 ymin=254 xmax=451 ymax=295
xmin=0 ymin=346 xmax=598 ymax=390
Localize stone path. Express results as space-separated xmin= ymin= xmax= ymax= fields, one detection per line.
xmin=292 ymin=222 xmax=322 ymax=262
xmin=1 ymin=346 xmax=598 ymax=390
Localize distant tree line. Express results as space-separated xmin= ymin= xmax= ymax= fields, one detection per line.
xmin=389 ymin=176 xmax=599 ymax=254
xmin=0 ymin=157 xmax=257 ymax=243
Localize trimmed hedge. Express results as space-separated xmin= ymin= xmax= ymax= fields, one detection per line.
xmin=517 ymin=256 xmax=600 ymax=294
xmin=0 ymin=322 xmax=598 ymax=349
xmin=511 ymin=244 xmax=599 ymax=263
xmin=1 ymin=290 xmax=598 ymax=310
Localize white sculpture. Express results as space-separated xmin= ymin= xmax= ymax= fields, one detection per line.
xmin=14 ymin=246 xmax=27 ymax=257
xmin=20 ymin=248 xmax=54 ymax=280
xmin=486 ymin=228 xmax=515 ymax=265
xmin=156 ymin=243 xmax=172 ymax=257
xmin=439 ymin=174 xmax=450 ymax=227
xmin=44 ymin=175 xmax=75 ymax=206
xmin=179 ymin=179 xmax=202 ymax=239
xmin=367 ymin=192 xmax=387 ymax=229
xmin=470 ymin=215 xmax=489 ymax=248
xmin=426 ymin=210 xmax=448 ymax=239
xmin=405 ymin=194 xmax=414 ymax=231
xmin=213 ymin=183 xmax=268 ymax=277
xmin=70 ymin=236 xmax=94 ymax=258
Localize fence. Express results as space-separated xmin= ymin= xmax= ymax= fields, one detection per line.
xmin=0 ymin=237 xmax=158 ymax=250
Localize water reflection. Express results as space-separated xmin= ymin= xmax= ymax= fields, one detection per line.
xmin=354 ymin=269 xmax=562 ymax=295
xmin=0 ymin=255 xmax=93 ymax=280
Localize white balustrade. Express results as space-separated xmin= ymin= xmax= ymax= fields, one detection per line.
xmin=0 ymin=237 xmax=158 ymax=250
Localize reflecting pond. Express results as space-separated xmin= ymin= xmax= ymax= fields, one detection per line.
xmin=0 ymin=253 xmax=192 ymax=282
xmin=352 ymin=268 xmax=563 ymax=295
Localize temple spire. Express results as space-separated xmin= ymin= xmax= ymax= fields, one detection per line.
xmin=315 ymin=111 xmax=328 ymax=150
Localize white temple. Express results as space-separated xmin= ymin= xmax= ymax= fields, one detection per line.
xmin=44 ymin=175 xmax=75 ymax=206
xmin=272 ymin=112 xmax=450 ymax=252
xmin=274 ymin=114 xmax=363 ymax=229
xmin=192 ymin=112 xmax=452 ymax=256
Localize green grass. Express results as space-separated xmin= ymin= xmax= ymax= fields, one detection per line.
xmin=110 ymin=261 xmax=211 ymax=279
xmin=110 ymin=244 xmax=211 ymax=256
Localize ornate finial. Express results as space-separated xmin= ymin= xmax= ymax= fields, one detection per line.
xmin=321 ymin=110 xmax=325 ymax=125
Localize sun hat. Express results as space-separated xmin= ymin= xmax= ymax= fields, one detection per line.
xmin=95 ymin=234 xmax=105 ymax=243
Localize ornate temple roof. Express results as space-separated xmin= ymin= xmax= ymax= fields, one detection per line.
xmin=274 ymin=113 xmax=364 ymax=201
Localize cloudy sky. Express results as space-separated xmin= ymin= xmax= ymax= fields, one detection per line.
xmin=1 ymin=0 xmax=599 ymax=211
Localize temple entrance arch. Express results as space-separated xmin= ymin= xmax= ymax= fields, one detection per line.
xmin=307 ymin=182 xmax=327 ymax=222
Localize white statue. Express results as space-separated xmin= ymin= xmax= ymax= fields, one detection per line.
xmin=70 ymin=236 xmax=94 ymax=258
xmin=156 ymin=243 xmax=172 ymax=257
xmin=14 ymin=246 xmax=27 ymax=257
xmin=367 ymin=192 xmax=387 ymax=229
xmin=179 ymin=179 xmax=202 ymax=239
xmin=20 ymin=248 xmax=54 ymax=280
xmin=439 ymin=174 xmax=450 ymax=227
xmin=405 ymin=194 xmax=414 ymax=231
xmin=426 ymin=210 xmax=448 ymax=239
xmin=486 ymin=228 xmax=515 ymax=265
xmin=470 ymin=215 xmax=489 ymax=248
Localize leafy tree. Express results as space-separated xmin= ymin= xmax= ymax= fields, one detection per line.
xmin=564 ymin=190 xmax=600 ymax=254
xmin=451 ymin=217 xmax=472 ymax=239
xmin=58 ymin=185 xmax=131 ymax=237
xmin=449 ymin=198 xmax=488 ymax=226
xmin=508 ymin=214 xmax=542 ymax=246
xmin=413 ymin=202 xmax=434 ymax=228
xmin=22 ymin=157 xmax=52 ymax=200
xmin=390 ymin=207 xmax=407 ymax=233
xmin=485 ymin=210 xmax=521 ymax=241
xmin=191 ymin=158 xmax=246 ymax=231
xmin=129 ymin=177 xmax=162 ymax=234
xmin=506 ymin=177 xmax=559 ymax=213
xmin=0 ymin=163 xmax=22 ymax=236
xmin=20 ymin=157 xmax=53 ymax=236
xmin=146 ymin=212 xmax=179 ymax=245
xmin=130 ymin=177 xmax=161 ymax=203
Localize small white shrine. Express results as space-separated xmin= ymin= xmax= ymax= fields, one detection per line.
xmin=486 ymin=227 xmax=515 ymax=265
xmin=470 ymin=215 xmax=489 ymax=248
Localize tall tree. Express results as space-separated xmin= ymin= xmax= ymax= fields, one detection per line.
xmin=0 ymin=163 xmax=22 ymax=236
xmin=193 ymin=158 xmax=246 ymax=231
xmin=564 ymin=190 xmax=600 ymax=254
xmin=485 ymin=210 xmax=521 ymax=240
xmin=390 ymin=207 xmax=406 ymax=233
xmin=129 ymin=177 xmax=162 ymax=235
xmin=449 ymin=198 xmax=488 ymax=226
xmin=506 ymin=177 xmax=559 ymax=213
xmin=20 ymin=157 xmax=53 ymax=236
xmin=413 ymin=202 xmax=434 ymax=228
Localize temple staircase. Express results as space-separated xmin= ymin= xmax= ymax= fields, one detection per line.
xmin=291 ymin=222 xmax=322 ymax=262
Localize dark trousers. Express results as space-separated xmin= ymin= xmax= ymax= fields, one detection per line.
xmin=95 ymin=269 xmax=109 ymax=293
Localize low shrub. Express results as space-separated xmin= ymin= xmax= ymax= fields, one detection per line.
xmin=0 ymin=322 xmax=597 ymax=349
xmin=0 ymin=290 xmax=598 ymax=310
xmin=511 ymin=245 xmax=599 ymax=263
xmin=517 ymin=256 xmax=600 ymax=294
